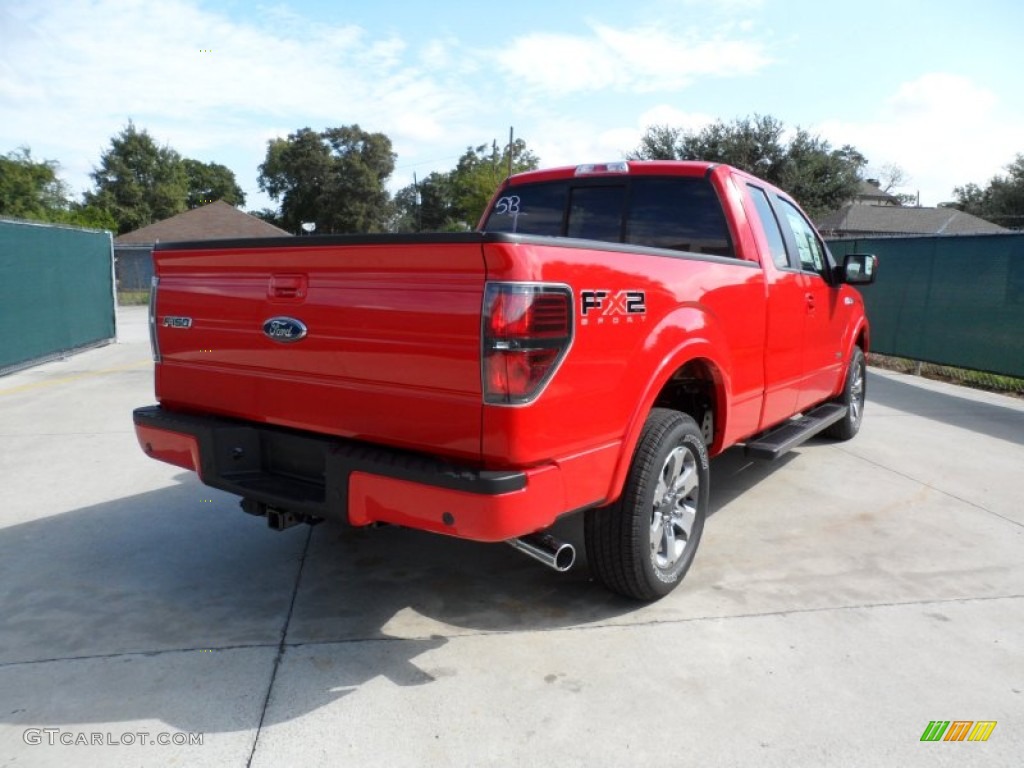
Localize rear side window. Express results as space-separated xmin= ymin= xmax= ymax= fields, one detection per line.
xmin=483 ymin=175 xmax=733 ymax=257
xmin=747 ymin=184 xmax=790 ymax=269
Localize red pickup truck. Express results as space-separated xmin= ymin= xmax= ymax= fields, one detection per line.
xmin=134 ymin=160 xmax=876 ymax=600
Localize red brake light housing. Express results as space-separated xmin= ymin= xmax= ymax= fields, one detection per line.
xmin=482 ymin=282 xmax=573 ymax=405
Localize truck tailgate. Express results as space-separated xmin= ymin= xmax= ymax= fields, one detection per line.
xmin=152 ymin=235 xmax=486 ymax=462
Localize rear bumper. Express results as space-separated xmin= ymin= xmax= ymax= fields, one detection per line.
xmin=132 ymin=405 xmax=571 ymax=542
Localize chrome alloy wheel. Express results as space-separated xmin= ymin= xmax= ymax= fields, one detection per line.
xmin=850 ymin=357 xmax=865 ymax=425
xmin=650 ymin=445 xmax=700 ymax=570
xmin=586 ymin=408 xmax=709 ymax=600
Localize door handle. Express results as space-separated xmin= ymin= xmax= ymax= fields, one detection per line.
xmin=805 ymin=292 xmax=815 ymax=310
xmin=269 ymin=274 xmax=307 ymax=300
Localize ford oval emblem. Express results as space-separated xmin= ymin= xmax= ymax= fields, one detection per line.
xmin=263 ymin=316 xmax=308 ymax=343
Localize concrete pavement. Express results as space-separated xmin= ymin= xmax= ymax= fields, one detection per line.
xmin=1 ymin=306 xmax=1020 ymax=766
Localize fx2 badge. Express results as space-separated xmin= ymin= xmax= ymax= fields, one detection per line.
xmin=580 ymin=290 xmax=647 ymax=326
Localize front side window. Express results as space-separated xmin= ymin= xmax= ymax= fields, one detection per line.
xmin=778 ymin=198 xmax=827 ymax=276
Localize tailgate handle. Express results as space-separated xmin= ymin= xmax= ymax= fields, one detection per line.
xmin=269 ymin=274 xmax=307 ymax=300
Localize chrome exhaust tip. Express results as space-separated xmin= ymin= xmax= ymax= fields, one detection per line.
xmin=507 ymin=532 xmax=576 ymax=572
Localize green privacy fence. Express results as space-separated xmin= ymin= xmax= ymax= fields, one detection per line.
xmin=827 ymin=234 xmax=1024 ymax=379
xmin=0 ymin=219 xmax=115 ymax=373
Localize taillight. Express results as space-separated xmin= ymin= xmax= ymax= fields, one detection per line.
xmin=482 ymin=282 xmax=573 ymax=405
xmin=148 ymin=275 xmax=161 ymax=363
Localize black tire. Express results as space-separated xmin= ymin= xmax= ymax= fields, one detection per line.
xmin=585 ymin=408 xmax=709 ymax=601
xmin=824 ymin=346 xmax=866 ymax=441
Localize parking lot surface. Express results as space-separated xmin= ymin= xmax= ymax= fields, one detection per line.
xmin=1 ymin=306 xmax=1021 ymax=767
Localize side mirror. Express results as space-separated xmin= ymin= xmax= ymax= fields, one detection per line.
xmin=841 ymin=253 xmax=877 ymax=285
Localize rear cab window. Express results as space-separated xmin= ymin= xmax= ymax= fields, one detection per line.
xmin=484 ymin=176 xmax=734 ymax=258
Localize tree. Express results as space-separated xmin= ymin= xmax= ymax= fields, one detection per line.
xmin=257 ymin=125 xmax=396 ymax=234
xmin=875 ymin=162 xmax=908 ymax=193
xmin=0 ymin=147 xmax=115 ymax=230
xmin=391 ymin=138 xmax=540 ymax=232
xmin=58 ymin=202 xmax=117 ymax=231
xmin=184 ymin=159 xmax=245 ymax=208
xmin=953 ymin=154 xmax=1024 ymax=229
xmin=778 ymin=131 xmax=866 ymax=219
xmin=633 ymin=125 xmax=684 ymax=163
xmin=0 ymin=147 xmax=69 ymax=220
xmin=390 ymin=171 xmax=457 ymax=232
xmin=85 ymin=122 xmax=189 ymax=234
xmin=248 ymin=208 xmax=284 ymax=229
xmin=451 ymin=139 xmax=540 ymax=226
xmin=630 ymin=115 xmax=867 ymax=218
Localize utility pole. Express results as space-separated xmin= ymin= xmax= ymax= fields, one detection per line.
xmin=507 ymin=126 xmax=514 ymax=179
xmin=413 ymin=172 xmax=421 ymax=232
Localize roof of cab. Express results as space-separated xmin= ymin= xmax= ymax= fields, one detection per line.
xmin=505 ymin=160 xmax=721 ymax=186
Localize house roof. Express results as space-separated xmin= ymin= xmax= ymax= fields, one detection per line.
xmin=854 ymin=180 xmax=901 ymax=205
xmin=817 ymin=204 xmax=1008 ymax=237
xmin=114 ymin=201 xmax=290 ymax=244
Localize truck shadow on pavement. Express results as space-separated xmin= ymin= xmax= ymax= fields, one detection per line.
xmin=0 ymin=450 xmax=807 ymax=735
xmin=0 ymin=473 xmax=621 ymax=735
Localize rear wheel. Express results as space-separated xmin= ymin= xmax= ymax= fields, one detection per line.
xmin=824 ymin=346 xmax=866 ymax=440
xmin=585 ymin=408 xmax=709 ymax=601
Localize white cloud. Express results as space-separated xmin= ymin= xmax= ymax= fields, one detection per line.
xmin=633 ymin=104 xmax=716 ymax=133
xmin=495 ymin=21 xmax=770 ymax=96
xmin=0 ymin=1 xmax=775 ymax=212
xmin=0 ymin=0 xmax=478 ymax=203
xmin=527 ymin=106 xmax=716 ymax=168
xmin=887 ymin=73 xmax=997 ymax=118
xmin=815 ymin=73 xmax=1019 ymax=205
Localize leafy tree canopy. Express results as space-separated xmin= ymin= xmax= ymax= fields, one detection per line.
xmin=85 ymin=121 xmax=189 ymax=234
xmin=0 ymin=147 xmax=69 ymax=220
xmin=257 ymin=125 xmax=396 ymax=234
xmin=247 ymin=207 xmax=284 ymax=229
xmin=953 ymin=154 xmax=1024 ymax=229
xmin=630 ymin=115 xmax=867 ymax=219
xmin=3 ymin=128 xmax=245 ymax=234
xmin=184 ymin=158 xmax=245 ymax=209
xmin=0 ymin=146 xmax=115 ymax=230
xmin=391 ymin=138 xmax=540 ymax=232
xmin=391 ymin=170 xmax=457 ymax=232
xmin=84 ymin=122 xmax=247 ymax=234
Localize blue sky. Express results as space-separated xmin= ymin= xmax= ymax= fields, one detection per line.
xmin=2 ymin=0 xmax=1022 ymax=213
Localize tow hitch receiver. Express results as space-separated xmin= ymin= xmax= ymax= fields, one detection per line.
xmin=240 ymin=498 xmax=323 ymax=530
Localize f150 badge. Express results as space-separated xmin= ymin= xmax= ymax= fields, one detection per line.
xmin=580 ymin=290 xmax=646 ymax=326
xmin=263 ymin=316 xmax=308 ymax=342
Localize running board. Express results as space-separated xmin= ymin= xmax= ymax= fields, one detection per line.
xmin=744 ymin=403 xmax=847 ymax=460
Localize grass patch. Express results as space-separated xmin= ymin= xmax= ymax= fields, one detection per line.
xmin=869 ymin=353 xmax=1024 ymax=398
xmin=117 ymin=290 xmax=150 ymax=306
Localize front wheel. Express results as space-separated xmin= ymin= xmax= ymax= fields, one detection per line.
xmin=585 ymin=408 xmax=709 ymax=601
xmin=824 ymin=346 xmax=866 ymax=440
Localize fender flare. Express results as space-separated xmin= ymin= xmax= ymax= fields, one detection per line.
xmin=838 ymin=317 xmax=871 ymax=388
xmin=604 ymin=334 xmax=733 ymax=506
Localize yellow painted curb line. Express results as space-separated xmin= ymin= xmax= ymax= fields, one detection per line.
xmin=0 ymin=360 xmax=151 ymax=396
